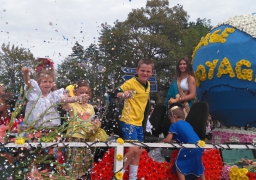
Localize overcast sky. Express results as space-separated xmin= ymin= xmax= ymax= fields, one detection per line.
xmin=1 ymin=0 xmax=256 ymax=65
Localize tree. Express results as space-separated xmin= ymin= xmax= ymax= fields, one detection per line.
xmin=0 ymin=43 xmax=35 ymax=92
xmin=181 ymin=18 xmax=212 ymax=56
xmin=97 ymin=1 xmax=191 ymax=102
xmin=56 ymin=56 xmax=87 ymax=88
xmin=57 ymin=42 xmax=107 ymax=101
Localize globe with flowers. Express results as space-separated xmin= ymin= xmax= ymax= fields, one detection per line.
xmin=192 ymin=13 xmax=256 ymax=127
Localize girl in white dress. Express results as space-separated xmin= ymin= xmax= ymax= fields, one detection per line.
xmin=22 ymin=58 xmax=87 ymax=129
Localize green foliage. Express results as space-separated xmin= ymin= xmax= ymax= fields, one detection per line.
xmin=56 ymin=1 xmax=212 ymax=103
xmin=56 ymin=42 xmax=108 ymax=100
xmin=96 ymin=1 xmax=187 ymax=102
xmin=56 ymin=56 xmax=87 ymax=88
xmin=0 ymin=43 xmax=35 ymax=93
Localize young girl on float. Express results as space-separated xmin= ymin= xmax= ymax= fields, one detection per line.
xmin=63 ymin=80 xmax=107 ymax=179
xmin=162 ymin=105 xmax=206 ymax=180
xmin=22 ymin=58 xmax=87 ymax=137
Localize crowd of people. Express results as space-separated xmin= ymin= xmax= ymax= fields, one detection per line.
xmin=0 ymin=56 xmax=212 ymax=180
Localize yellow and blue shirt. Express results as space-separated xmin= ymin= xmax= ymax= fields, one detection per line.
xmin=119 ymin=77 xmax=150 ymax=126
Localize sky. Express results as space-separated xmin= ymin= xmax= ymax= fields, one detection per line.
xmin=1 ymin=0 xmax=256 ymax=65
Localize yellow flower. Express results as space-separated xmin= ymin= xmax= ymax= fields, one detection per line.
xmin=116 ymin=154 xmax=124 ymax=161
xmin=15 ymin=137 xmax=25 ymax=145
xmin=197 ymin=140 xmax=205 ymax=147
xmin=115 ymin=171 xmax=123 ymax=180
xmin=230 ymin=166 xmax=239 ymax=176
xmin=238 ymin=168 xmax=248 ymax=176
xmin=117 ymin=138 xmax=124 ymax=145
xmin=238 ymin=175 xmax=249 ymax=180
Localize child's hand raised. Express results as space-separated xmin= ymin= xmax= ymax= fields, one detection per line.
xmin=78 ymin=94 xmax=90 ymax=104
xmin=22 ymin=66 xmax=30 ymax=74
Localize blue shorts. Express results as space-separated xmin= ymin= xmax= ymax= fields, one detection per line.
xmin=120 ymin=121 xmax=144 ymax=142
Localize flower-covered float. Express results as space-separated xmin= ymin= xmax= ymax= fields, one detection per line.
xmin=192 ymin=13 xmax=256 ymax=129
xmin=2 ymin=13 xmax=256 ymax=180
xmin=192 ymin=13 xmax=256 ymax=179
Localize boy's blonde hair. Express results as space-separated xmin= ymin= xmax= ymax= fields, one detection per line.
xmin=137 ymin=58 xmax=154 ymax=70
xmin=168 ymin=106 xmax=185 ymax=119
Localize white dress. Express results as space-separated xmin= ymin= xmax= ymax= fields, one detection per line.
xmin=24 ymin=79 xmax=64 ymax=127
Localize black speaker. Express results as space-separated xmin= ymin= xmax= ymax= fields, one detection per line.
xmin=149 ymin=104 xmax=166 ymax=136
xmin=161 ymin=115 xmax=171 ymax=137
xmin=185 ymin=102 xmax=209 ymax=140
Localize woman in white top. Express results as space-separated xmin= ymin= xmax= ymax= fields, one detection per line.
xmin=165 ymin=56 xmax=196 ymax=115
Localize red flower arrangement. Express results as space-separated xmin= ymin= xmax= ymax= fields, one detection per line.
xmin=202 ymin=149 xmax=223 ymax=179
xmin=91 ymin=148 xmax=223 ymax=180
xmin=35 ymin=58 xmax=54 ymax=72
xmin=247 ymin=172 xmax=256 ymax=179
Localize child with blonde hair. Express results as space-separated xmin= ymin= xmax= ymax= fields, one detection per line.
xmin=162 ymin=105 xmax=205 ymax=180
xmin=22 ymin=58 xmax=86 ymax=129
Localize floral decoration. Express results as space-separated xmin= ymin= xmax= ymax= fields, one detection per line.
xmin=201 ymin=149 xmax=223 ymax=179
xmin=115 ymin=171 xmax=123 ymax=180
xmin=217 ymin=57 xmax=235 ymax=78
xmin=213 ymin=13 xmax=256 ymax=38
xmin=15 ymin=137 xmax=25 ymax=145
xmin=91 ymin=148 xmax=223 ymax=180
xmin=235 ymin=59 xmax=253 ymax=81
xmin=116 ymin=154 xmax=123 ymax=161
xmin=195 ymin=65 xmax=207 ymax=87
xmin=192 ymin=27 xmax=235 ymax=63
xmin=205 ymin=59 xmax=219 ymax=80
xmin=197 ymin=140 xmax=206 ymax=147
xmin=220 ymin=164 xmax=256 ymax=180
xmin=116 ymin=138 xmax=124 ymax=145
xmin=35 ymin=58 xmax=54 ymax=72
xmin=209 ymin=28 xmax=234 ymax=44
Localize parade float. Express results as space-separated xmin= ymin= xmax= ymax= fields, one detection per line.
xmin=192 ymin=12 xmax=256 ymax=179
xmin=1 ymin=13 xmax=256 ymax=180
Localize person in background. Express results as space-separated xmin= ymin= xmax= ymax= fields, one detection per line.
xmin=162 ymin=105 xmax=205 ymax=180
xmin=116 ymin=58 xmax=154 ymax=180
xmin=0 ymin=83 xmax=10 ymax=126
xmin=206 ymin=114 xmax=213 ymax=140
xmin=165 ymin=56 xmax=196 ymax=116
xmin=0 ymin=83 xmax=25 ymax=134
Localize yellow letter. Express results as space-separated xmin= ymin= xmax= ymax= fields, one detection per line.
xmin=235 ymin=59 xmax=253 ymax=81
xmin=195 ymin=65 xmax=207 ymax=87
xmin=217 ymin=57 xmax=235 ymax=78
xmin=205 ymin=59 xmax=219 ymax=80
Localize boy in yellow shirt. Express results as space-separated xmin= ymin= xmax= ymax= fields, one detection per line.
xmin=116 ymin=58 xmax=154 ymax=180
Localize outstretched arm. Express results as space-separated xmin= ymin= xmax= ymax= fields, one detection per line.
xmin=161 ymin=133 xmax=173 ymax=143
xmin=117 ymin=90 xmax=133 ymax=99
xmin=61 ymin=94 xmax=89 ymax=104
xmin=22 ymin=66 xmax=32 ymax=91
